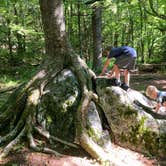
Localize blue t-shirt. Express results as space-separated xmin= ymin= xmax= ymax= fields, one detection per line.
xmin=157 ymin=91 xmax=166 ymax=104
xmin=108 ymin=46 xmax=137 ymax=59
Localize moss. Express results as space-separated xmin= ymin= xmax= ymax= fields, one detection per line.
xmin=87 ymin=127 xmax=103 ymax=146
xmin=115 ymin=113 xmax=166 ymax=157
xmin=36 ymin=70 xmax=81 ymax=141
xmin=143 ymin=131 xmax=159 ymax=154
xmin=120 ymin=131 xmax=128 ymax=142
xmin=158 ymin=133 xmax=166 ymax=157
xmin=123 ymin=107 xmax=137 ymax=118
xmin=121 ymin=116 xmax=165 ymax=157
xmin=87 ymin=127 xmax=99 ymax=139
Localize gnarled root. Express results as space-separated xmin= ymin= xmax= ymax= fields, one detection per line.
xmin=27 ymin=131 xmax=63 ymax=157
xmin=76 ymin=90 xmax=119 ymax=165
xmin=80 ymin=133 xmax=126 ymax=166
xmin=0 ymin=126 xmax=26 ymax=159
xmin=34 ymin=126 xmax=78 ymax=149
xmin=0 ymin=80 xmax=79 ymax=159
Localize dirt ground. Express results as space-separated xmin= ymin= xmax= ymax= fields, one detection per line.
xmin=0 ymin=72 xmax=166 ymax=166
xmin=0 ymin=143 xmax=160 ymax=166
xmin=131 ymin=72 xmax=166 ymax=92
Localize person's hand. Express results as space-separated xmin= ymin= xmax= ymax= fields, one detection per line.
xmin=99 ymin=72 xmax=105 ymax=76
xmin=107 ymin=73 xmax=113 ymax=78
xmin=107 ymin=70 xmax=115 ymax=78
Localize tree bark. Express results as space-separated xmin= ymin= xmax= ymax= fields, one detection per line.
xmin=92 ymin=5 xmax=102 ymax=74
xmin=0 ymin=0 xmax=97 ymax=161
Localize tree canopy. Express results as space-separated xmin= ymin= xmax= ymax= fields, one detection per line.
xmin=0 ymin=0 xmax=165 ymax=68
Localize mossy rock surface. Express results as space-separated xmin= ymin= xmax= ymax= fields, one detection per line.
xmin=38 ymin=69 xmax=81 ymax=141
xmin=96 ymin=77 xmax=166 ymax=158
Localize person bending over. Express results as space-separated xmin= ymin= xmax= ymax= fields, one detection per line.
xmin=146 ymin=85 xmax=166 ymax=112
xmin=100 ymin=46 xmax=137 ymax=90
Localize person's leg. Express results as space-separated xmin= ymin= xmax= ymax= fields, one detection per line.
xmin=124 ymin=69 xmax=130 ymax=86
xmin=113 ymin=64 xmax=121 ymax=83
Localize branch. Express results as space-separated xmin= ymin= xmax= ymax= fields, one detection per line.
xmin=134 ymin=100 xmax=166 ymax=120
xmin=140 ymin=0 xmax=166 ymax=20
xmin=148 ymin=0 xmax=166 ymax=20
xmin=0 ymin=86 xmax=18 ymax=94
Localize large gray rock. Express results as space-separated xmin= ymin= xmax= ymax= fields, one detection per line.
xmin=38 ymin=69 xmax=81 ymax=141
xmin=96 ymin=77 xmax=166 ymax=158
xmin=86 ymin=101 xmax=111 ymax=152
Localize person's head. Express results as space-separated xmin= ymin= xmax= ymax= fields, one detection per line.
xmin=102 ymin=46 xmax=112 ymax=57
xmin=146 ymin=85 xmax=158 ymax=99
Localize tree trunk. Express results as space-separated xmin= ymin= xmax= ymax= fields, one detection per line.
xmin=0 ymin=0 xmax=98 ymax=161
xmin=77 ymin=2 xmax=83 ymax=57
xmin=138 ymin=1 xmax=145 ymax=63
xmin=92 ymin=5 xmax=102 ymax=74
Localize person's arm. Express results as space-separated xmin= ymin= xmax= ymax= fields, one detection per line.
xmin=107 ymin=69 xmax=115 ymax=78
xmin=100 ymin=58 xmax=111 ymax=76
xmin=155 ymin=102 xmax=161 ymax=112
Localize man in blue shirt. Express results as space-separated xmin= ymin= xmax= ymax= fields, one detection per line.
xmin=100 ymin=46 xmax=137 ymax=90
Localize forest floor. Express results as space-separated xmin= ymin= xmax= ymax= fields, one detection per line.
xmin=0 ymin=72 xmax=166 ymax=166
xmin=130 ymin=72 xmax=166 ymax=92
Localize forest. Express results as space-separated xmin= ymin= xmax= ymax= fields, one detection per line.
xmin=0 ymin=0 xmax=166 ymax=165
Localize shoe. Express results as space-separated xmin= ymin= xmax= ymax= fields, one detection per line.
xmin=121 ymin=83 xmax=130 ymax=91
xmin=108 ymin=78 xmax=121 ymax=86
xmin=115 ymin=79 xmax=121 ymax=86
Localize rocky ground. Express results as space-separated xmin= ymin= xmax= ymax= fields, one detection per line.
xmin=130 ymin=72 xmax=166 ymax=91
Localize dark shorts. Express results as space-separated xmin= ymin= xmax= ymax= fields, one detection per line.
xmin=115 ymin=55 xmax=136 ymax=71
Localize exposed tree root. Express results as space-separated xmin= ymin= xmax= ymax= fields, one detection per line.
xmin=28 ymin=131 xmax=63 ymax=157
xmin=76 ymin=90 xmax=128 ymax=166
xmin=0 ymin=88 xmax=41 ymax=158
xmin=69 ymin=52 xmax=112 ymax=164
xmin=0 ymin=70 xmax=47 ymax=125
xmin=0 ymin=73 xmax=80 ymax=159
xmin=79 ymin=133 xmax=109 ymax=162
xmin=0 ymin=92 xmax=27 ymax=124
xmin=79 ymin=133 xmax=126 ymax=166
xmin=0 ymin=104 xmax=30 ymax=146
xmin=134 ymin=100 xmax=166 ymax=119
xmin=0 ymin=85 xmax=18 ymax=94
xmin=0 ymin=126 xmax=26 ymax=159
xmin=34 ymin=126 xmax=79 ymax=149
xmin=75 ymin=90 xmax=114 ymax=164
xmin=70 ymin=53 xmax=95 ymax=92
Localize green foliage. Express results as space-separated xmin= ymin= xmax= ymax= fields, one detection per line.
xmin=0 ymin=75 xmax=18 ymax=88
xmin=87 ymin=127 xmax=101 ymax=143
xmin=0 ymin=0 xmax=165 ymax=75
xmin=0 ymin=0 xmax=43 ymax=67
xmin=102 ymin=0 xmax=165 ymax=64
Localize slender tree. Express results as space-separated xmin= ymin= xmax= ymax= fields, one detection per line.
xmin=92 ymin=5 xmax=102 ymax=74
